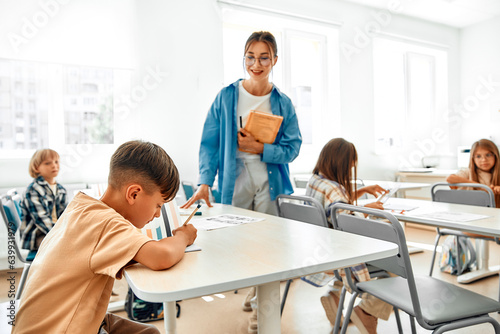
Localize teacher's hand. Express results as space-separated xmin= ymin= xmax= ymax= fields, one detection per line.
xmin=181 ymin=184 xmax=212 ymax=208
xmin=238 ymin=129 xmax=264 ymax=154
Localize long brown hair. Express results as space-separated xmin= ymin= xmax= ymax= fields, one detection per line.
xmin=469 ymin=138 xmax=500 ymax=207
xmin=313 ymin=138 xmax=358 ymax=204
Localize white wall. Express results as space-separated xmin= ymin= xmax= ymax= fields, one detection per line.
xmin=0 ymin=0 xmax=470 ymax=191
xmin=459 ymin=17 xmax=500 ymax=147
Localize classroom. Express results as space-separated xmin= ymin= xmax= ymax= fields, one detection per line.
xmin=1 ymin=0 xmax=500 ymax=333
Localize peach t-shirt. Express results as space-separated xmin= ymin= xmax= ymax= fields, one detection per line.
xmin=456 ymin=168 xmax=492 ymax=187
xmin=13 ymin=192 xmax=151 ymax=333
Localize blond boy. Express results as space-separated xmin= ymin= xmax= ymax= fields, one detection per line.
xmin=13 ymin=140 xmax=197 ymax=333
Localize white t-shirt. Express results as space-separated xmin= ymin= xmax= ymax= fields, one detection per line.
xmin=237 ymin=81 xmax=272 ymax=160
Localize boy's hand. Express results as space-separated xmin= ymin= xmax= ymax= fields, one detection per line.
xmin=173 ymin=224 xmax=197 ymax=246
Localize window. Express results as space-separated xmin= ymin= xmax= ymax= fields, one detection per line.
xmin=221 ymin=4 xmax=341 ymax=170
xmin=372 ymin=37 xmax=448 ymax=156
xmin=0 ymin=59 xmax=131 ymax=154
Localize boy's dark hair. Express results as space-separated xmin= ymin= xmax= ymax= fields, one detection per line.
xmin=108 ymin=140 xmax=179 ymax=201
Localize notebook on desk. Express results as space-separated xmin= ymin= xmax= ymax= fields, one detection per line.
xmin=161 ymin=202 xmax=201 ymax=252
xmin=140 ymin=201 xmax=201 ymax=252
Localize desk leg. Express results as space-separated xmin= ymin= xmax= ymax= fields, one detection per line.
xmin=257 ymin=281 xmax=281 ymax=334
xmin=457 ymin=240 xmax=500 ymax=284
xmin=164 ymin=301 xmax=177 ymax=334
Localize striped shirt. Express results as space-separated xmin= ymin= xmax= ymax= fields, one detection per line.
xmin=20 ymin=176 xmax=67 ymax=251
xmin=305 ymin=173 xmax=370 ymax=283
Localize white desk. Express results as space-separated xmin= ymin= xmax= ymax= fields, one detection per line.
xmin=292 ymin=174 xmax=430 ymax=198
xmin=124 ymin=204 xmax=398 ymax=334
xmin=385 ymin=198 xmax=500 ymax=285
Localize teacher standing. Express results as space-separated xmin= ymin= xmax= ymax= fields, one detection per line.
xmin=182 ymin=31 xmax=302 ymax=215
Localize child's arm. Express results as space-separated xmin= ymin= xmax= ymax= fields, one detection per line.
xmin=447 ymin=174 xmax=473 ymax=185
xmin=357 ymin=184 xmax=387 ymax=198
xmin=133 ymin=224 xmax=197 ymax=271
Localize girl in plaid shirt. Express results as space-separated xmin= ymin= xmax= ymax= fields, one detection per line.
xmin=20 ymin=149 xmax=67 ymax=260
xmin=306 ymin=138 xmax=391 ymax=334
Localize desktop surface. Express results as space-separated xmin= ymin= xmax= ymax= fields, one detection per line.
xmin=125 ymin=204 xmax=398 ymax=302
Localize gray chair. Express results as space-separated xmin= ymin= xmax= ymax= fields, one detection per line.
xmin=275 ymin=194 xmax=390 ymax=332
xmin=1 ymin=195 xmax=31 ymax=300
xmin=331 ymin=202 xmax=500 ymax=334
xmin=275 ymin=194 xmax=347 ymax=329
xmin=429 ymin=182 xmax=498 ymax=277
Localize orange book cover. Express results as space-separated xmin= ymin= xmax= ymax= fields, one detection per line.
xmin=239 ymin=110 xmax=283 ymax=153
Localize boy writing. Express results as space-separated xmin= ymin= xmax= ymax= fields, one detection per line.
xmin=13 ymin=140 xmax=197 ymax=333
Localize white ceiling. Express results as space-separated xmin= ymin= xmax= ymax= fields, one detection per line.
xmin=341 ymin=0 xmax=500 ymax=28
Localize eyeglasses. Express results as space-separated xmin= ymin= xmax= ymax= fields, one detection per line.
xmin=244 ymin=56 xmax=272 ymax=67
xmin=474 ymin=153 xmax=495 ymax=160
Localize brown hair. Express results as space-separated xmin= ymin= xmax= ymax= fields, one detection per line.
xmin=244 ymin=31 xmax=278 ymax=59
xmin=108 ymin=140 xmax=179 ymax=202
xmin=469 ymin=138 xmax=500 ymax=207
xmin=313 ymin=138 xmax=358 ymax=204
xmin=29 ymin=149 xmax=60 ymax=178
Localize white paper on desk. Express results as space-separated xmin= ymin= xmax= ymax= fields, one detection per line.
xmin=185 ymin=244 xmax=202 ymax=252
xmin=191 ymin=214 xmax=264 ymax=231
xmin=413 ymin=211 xmax=489 ymax=222
xmin=383 ymin=202 xmax=418 ymax=212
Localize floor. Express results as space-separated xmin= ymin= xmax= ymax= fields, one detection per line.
xmin=2 ymin=226 xmax=500 ymax=333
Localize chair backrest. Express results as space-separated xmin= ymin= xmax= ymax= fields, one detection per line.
xmin=2 ymin=195 xmax=22 ymax=231
xmin=431 ymin=182 xmax=495 ymax=207
xmin=181 ymin=181 xmax=196 ymax=201
xmin=275 ymin=194 xmax=329 ymax=228
xmin=330 ymin=203 xmax=423 ymax=318
xmin=1 ymin=196 xmax=28 ymax=263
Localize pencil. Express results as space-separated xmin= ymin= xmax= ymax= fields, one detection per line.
xmin=240 ymin=116 xmax=243 ymax=129
xmin=183 ymin=204 xmax=201 ymax=226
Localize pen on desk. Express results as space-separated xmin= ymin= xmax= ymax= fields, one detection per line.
xmin=183 ymin=204 xmax=201 ymax=226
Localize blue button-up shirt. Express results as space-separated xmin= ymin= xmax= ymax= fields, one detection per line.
xmin=198 ymin=79 xmax=302 ymax=204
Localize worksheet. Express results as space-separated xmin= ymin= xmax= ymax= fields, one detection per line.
xmin=190 ymin=214 xmax=264 ymax=231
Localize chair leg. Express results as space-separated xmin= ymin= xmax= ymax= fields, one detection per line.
xmin=280 ymin=279 xmax=292 ymax=316
xmin=340 ymin=291 xmax=358 ymax=334
xmin=332 ymin=286 xmax=347 ymax=334
xmin=429 ymin=231 xmax=442 ymax=276
xmin=15 ymin=263 xmax=31 ymax=300
xmin=456 ymin=236 xmax=464 ymax=275
xmin=393 ymin=307 xmax=403 ymax=334
xmin=410 ymin=315 xmax=417 ymax=334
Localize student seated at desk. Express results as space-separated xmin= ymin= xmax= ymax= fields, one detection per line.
xmin=306 ymin=138 xmax=390 ymax=334
xmin=447 ymin=138 xmax=500 ymax=238
xmin=447 ymin=138 xmax=500 ymax=206
xmin=13 ymin=140 xmax=197 ymax=334
xmin=20 ymin=148 xmax=68 ymax=261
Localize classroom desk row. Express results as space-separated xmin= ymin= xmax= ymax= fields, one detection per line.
xmin=385 ymin=197 xmax=500 ymax=285
xmin=124 ymin=204 xmax=398 ymax=334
